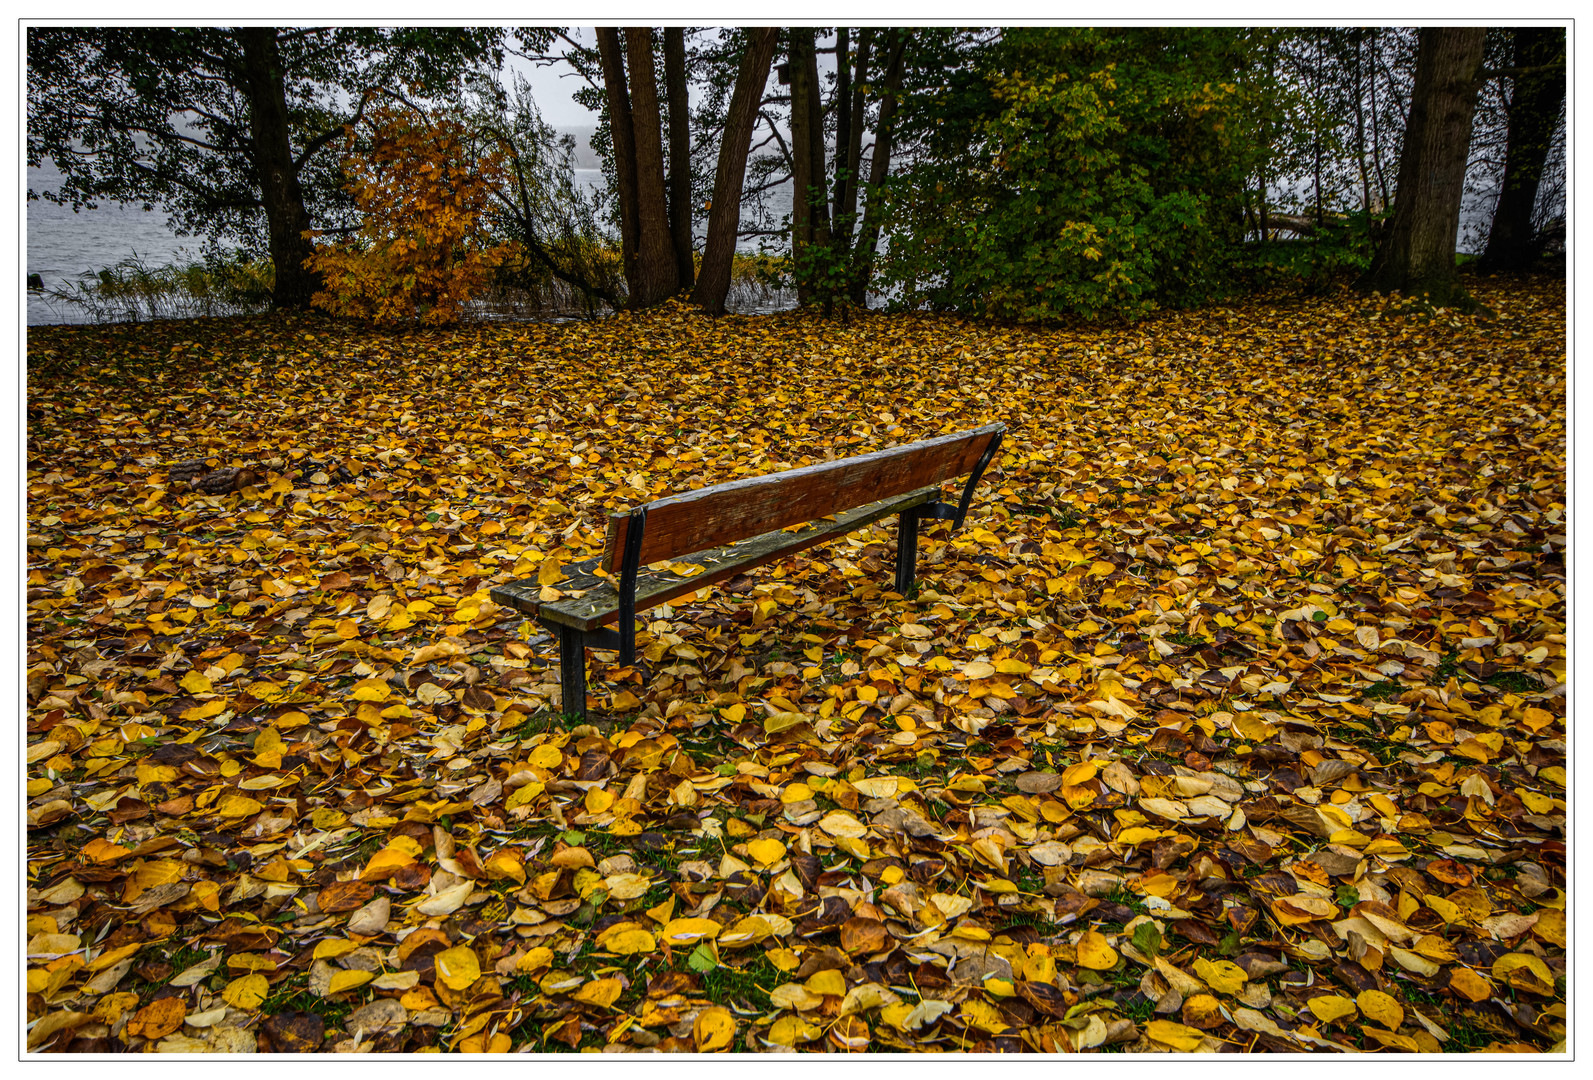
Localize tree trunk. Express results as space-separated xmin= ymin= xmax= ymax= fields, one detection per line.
xmin=623 ymin=27 xmax=679 ymax=305
xmin=596 ymin=28 xmax=641 ymax=303
xmin=849 ymin=30 xmax=907 ymax=306
xmin=1478 ymin=27 xmax=1564 ymax=273
xmin=237 ymin=28 xmax=319 ymax=310
xmin=692 ymin=28 xmax=779 ymax=316
xmin=833 ymin=29 xmax=871 ymax=245
xmin=1361 ymin=27 xmax=1486 ymax=308
xmin=788 ymin=29 xmax=829 ymax=305
xmin=663 ymin=27 xmax=694 ymax=289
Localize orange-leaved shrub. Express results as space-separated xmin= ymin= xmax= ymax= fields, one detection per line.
xmin=308 ymin=106 xmax=513 ymax=325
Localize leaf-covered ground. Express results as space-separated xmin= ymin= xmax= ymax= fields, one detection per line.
xmin=26 ymin=278 xmax=1566 ymax=1054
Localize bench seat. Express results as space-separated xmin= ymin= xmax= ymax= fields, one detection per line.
xmin=491 ymin=484 xmax=944 ymax=633
xmin=489 ymin=424 xmax=1003 ymax=719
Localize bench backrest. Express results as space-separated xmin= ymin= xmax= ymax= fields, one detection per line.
xmin=603 ymin=424 xmax=1003 ymax=572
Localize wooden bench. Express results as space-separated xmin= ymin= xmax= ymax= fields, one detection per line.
xmin=489 ymin=423 xmax=1004 ymax=719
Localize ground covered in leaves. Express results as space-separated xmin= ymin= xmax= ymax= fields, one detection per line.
xmin=26 ymin=277 xmax=1566 ymax=1054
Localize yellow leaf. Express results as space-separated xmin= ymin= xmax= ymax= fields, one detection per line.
xmin=349 ymin=678 xmax=390 ymax=702
xmin=515 ymin=947 xmax=555 ymax=974
xmin=360 ymin=845 xmax=417 ymax=879
xmin=571 ymin=977 xmax=623 ymax=1009
xmin=1145 ymin=1018 xmax=1206 ymax=1051
xmin=818 ymin=810 xmax=866 ymax=838
xmin=505 ymin=781 xmax=545 ymax=810
xmin=1191 ymin=957 xmax=1248 ymax=995
xmin=1492 ymin=952 xmax=1555 ymax=993
xmin=694 ymin=1005 xmax=736 ymax=1051
xmin=767 ymin=1015 xmax=821 ymax=1045
xmin=660 ymin=918 xmax=722 ymax=945
xmin=433 ymin=945 xmax=481 ymax=990
xmin=718 ymin=916 xmax=773 ymax=949
xmin=220 ymin=972 xmax=269 ymax=1010
xmin=959 ymin=998 xmax=1009 ymax=1034
xmin=1356 ymin=989 xmax=1404 ymax=1029
xmin=805 ymin=968 xmax=847 ymax=997
xmin=1076 ymin=930 xmax=1118 ymax=970
xmin=1307 ymin=994 xmax=1358 ymax=1024
xmin=1448 ymin=967 xmax=1493 ymax=1002
xmin=538 ymin=556 xmax=565 ymax=587
xmin=746 ymin=838 xmax=787 ymax=865
xmin=767 ymin=947 xmax=800 ymax=972
xmin=600 ymin=928 xmax=657 ymax=955
xmin=313 ymin=939 xmax=359 ymax=960
xmin=180 ymin=670 xmax=213 ymax=694
xmin=484 ymin=849 xmax=527 ymax=885
xmin=327 ymin=969 xmax=374 ymax=995
xmin=216 ymin=793 xmax=263 ymax=818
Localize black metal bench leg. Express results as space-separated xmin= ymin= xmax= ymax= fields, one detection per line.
xmin=894 ymin=508 xmax=921 ymax=595
xmin=557 ymin=623 xmax=588 ymax=720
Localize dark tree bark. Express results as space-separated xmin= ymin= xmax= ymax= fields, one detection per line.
xmin=237 ymin=28 xmax=319 ymax=309
xmin=849 ymin=30 xmax=907 ymax=306
xmin=788 ymin=29 xmax=829 ymax=304
xmin=663 ymin=27 xmax=694 ymax=288
xmin=833 ymin=28 xmax=872 ymax=244
xmin=834 ymin=29 xmax=850 ymax=218
xmin=693 ymin=28 xmax=779 ymax=315
xmin=1478 ymin=27 xmax=1565 ymax=273
xmin=623 ymin=27 xmax=679 ymax=305
xmin=1362 ymin=27 xmax=1487 ymax=308
xmin=595 ymin=28 xmax=641 ymax=300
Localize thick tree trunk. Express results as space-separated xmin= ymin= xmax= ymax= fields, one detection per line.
xmin=849 ymin=30 xmax=907 ymax=306
xmin=1478 ymin=27 xmax=1565 ymax=273
xmin=623 ymin=27 xmax=679 ymax=305
xmin=1362 ymin=27 xmax=1486 ymax=307
xmin=596 ymin=28 xmax=641 ymax=303
xmin=237 ymin=28 xmax=319 ymax=310
xmin=663 ymin=27 xmax=694 ymax=289
xmin=692 ymin=28 xmax=779 ymax=315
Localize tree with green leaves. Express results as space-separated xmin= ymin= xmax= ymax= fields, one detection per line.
xmin=27 ymin=26 xmax=501 ymax=310
xmin=878 ymin=27 xmax=1270 ymax=321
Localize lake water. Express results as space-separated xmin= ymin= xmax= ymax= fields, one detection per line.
xmin=27 ymin=159 xmax=797 ymax=326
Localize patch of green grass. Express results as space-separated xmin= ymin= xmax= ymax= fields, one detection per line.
xmin=1484 ymin=669 xmax=1539 ymax=694
xmin=1357 ymin=678 xmax=1404 ymax=703
xmin=701 ymin=952 xmax=779 ymax=1013
xmin=259 ymin=974 xmax=355 ymax=1033
xmin=510 ymin=709 xmax=578 ymax=740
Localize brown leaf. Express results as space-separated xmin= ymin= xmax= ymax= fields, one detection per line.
xmin=260 ymin=1011 xmax=326 ymax=1052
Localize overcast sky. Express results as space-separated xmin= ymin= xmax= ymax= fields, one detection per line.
xmin=503 ymin=28 xmax=600 ymax=128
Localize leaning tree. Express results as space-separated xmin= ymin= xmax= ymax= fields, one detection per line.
xmin=28 ymin=27 xmax=501 ymax=310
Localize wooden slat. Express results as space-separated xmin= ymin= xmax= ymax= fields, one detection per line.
xmin=604 ymin=424 xmax=1002 ymax=572
xmin=490 ymin=486 xmax=942 ymax=631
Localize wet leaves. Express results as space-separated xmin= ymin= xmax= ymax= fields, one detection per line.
xmin=24 ymin=280 xmax=1565 ymax=1053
